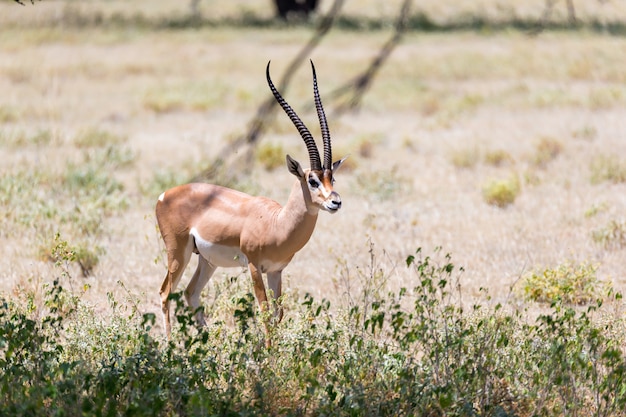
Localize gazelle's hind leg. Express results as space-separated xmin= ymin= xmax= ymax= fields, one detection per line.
xmin=159 ymin=239 xmax=194 ymax=337
xmin=185 ymin=255 xmax=217 ymax=327
xmin=267 ymin=271 xmax=284 ymax=323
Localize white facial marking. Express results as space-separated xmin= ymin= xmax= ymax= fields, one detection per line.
xmin=158 ymin=192 xmax=165 ymax=202
xmin=190 ymin=227 xmax=248 ymax=268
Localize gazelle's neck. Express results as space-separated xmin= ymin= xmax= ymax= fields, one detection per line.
xmin=275 ymin=179 xmax=319 ymax=250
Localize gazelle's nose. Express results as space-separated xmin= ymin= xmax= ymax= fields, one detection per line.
xmin=328 ymin=192 xmax=342 ymax=211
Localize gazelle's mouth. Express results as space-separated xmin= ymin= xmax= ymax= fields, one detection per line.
xmin=324 ymin=202 xmax=341 ymax=213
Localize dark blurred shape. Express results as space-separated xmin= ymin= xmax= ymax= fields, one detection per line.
xmin=274 ymin=0 xmax=319 ymax=20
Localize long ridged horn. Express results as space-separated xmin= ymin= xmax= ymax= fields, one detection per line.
xmin=310 ymin=60 xmax=332 ymax=171
xmin=266 ymin=61 xmax=322 ymax=171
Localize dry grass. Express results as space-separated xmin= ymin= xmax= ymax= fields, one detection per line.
xmin=1 ymin=0 xmax=626 ymax=324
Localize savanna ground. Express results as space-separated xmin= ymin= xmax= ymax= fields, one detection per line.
xmin=2 ymin=0 xmax=626 ymax=415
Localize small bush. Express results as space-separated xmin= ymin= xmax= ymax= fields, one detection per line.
xmin=450 ymin=146 xmax=480 ymax=169
xmin=482 ymin=173 xmax=520 ymax=208
xmin=593 ymin=219 xmax=626 ymax=250
xmin=38 ymin=234 xmax=104 ymax=278
xmin=0 ymin=129 xmax=54 ymax=147
xmin=484 ymin=149 xmax=513 ymax=167
xmin=572 ymin=125 xmax=597 ymax=141
xmin=591 ymin=155 xmax=626 ymax=184
xmin=520 ymin=261 xmax=608 ymax=305
xmin=533 ymin=136 xmax=563 ymax=168
xmin=584 ymin=202 xmax=608 ymax=218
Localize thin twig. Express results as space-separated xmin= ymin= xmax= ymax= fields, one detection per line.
xmin=191 ymin=0 xmax=345 ymax=182
xmin=329 ymin=0 xmax=412 ymax=116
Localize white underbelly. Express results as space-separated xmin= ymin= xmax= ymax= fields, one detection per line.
xmin=190 ymin=228 xmax=248 ymax=268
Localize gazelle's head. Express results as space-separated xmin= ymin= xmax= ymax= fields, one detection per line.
xmin=267 ymin=60 xmax=346 ymax=214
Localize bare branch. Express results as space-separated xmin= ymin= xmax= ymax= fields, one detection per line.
xmin=531 ymin=0 xmax=583 ymax=35
xmin=191 ymin=0 xmax=345 ymax=182
xmin=329 ymin=0 xmax=412 ymax=116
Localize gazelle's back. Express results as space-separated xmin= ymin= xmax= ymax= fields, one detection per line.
xmin=156 ymin=183 xmax=253 ymax=247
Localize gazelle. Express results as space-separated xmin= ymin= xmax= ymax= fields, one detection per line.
xmin=156 ymin=61 xmax=346 ymax=343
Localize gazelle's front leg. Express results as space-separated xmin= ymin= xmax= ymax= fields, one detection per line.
xmin=249 ymin=263 xmax=268 ymax=310
xmin=267 ymin=271 xmax=284 ymax=323
xmin=249 ymin=263 xmax=272 ymax=347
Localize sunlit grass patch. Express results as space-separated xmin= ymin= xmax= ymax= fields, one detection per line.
xmin=0 ymin=128 xmax=56 ymax=148
xmin=520 ymin=260 xmax=608 ymax=305
xmin=592 ymin=219 xmax=626 ymax=250
xmin=450 ymin=146 xmax=480 ymax=169
xmin=1 ymin=144 xmax=133 ymax=275
xmin=584 ymin=201 xmax=608 ymax=218
xmin=482 ymin=173 xmax=520 ymax=208
xmin=256 ymin=141 xmax=284 ymax=171
xmin=590 ymin=154 xmax=626 ymax=184
xmin=353 ymin=165 xmax=412 ymax=201
xmin=532 ymin=136 xmax=562 ymax=168
xmin=353 ymin=132 xmax=383 ymax=159
xmin=326 ymin=132 xmax=383 ymax=173
xmin=143 ymin=81 xmax=228 ymax=113
xmin=588 ymin=86 xmax=624 ymax=110
xmin=0 ymin=104 xmax=20 ymax=123
xmin=484 ymin=149 xmax=514 ymax=167
xmin=141 ymin=168 xmax=190 ymax=199
xmin=73 ymin=128 xmax=125 ymax=148
xmin=0 ymin=168 xmax=59 ymax=233
xmin=572 ymin=124 xmax=598 ymax=141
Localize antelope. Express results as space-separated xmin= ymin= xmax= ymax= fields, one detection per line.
xmin=156 ymin=61 xmax=346 ymax=344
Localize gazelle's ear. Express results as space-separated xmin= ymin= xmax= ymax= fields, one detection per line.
xmin=286 ymin=154 xmax=305 ymax=178
xmin=332 ymin=156 xmax=349 ymax=174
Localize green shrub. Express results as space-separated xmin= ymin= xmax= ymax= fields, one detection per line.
xmin=2 ymin=248 xmax=626 ymax=416
xmin=482 ymin=173 xmax=520 ymax=208
xmin=520 ymin=260 xmax=608 ymax=305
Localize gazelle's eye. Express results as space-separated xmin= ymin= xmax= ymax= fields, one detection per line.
xmin=308 ymin=178 xmax=319 ymax=188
